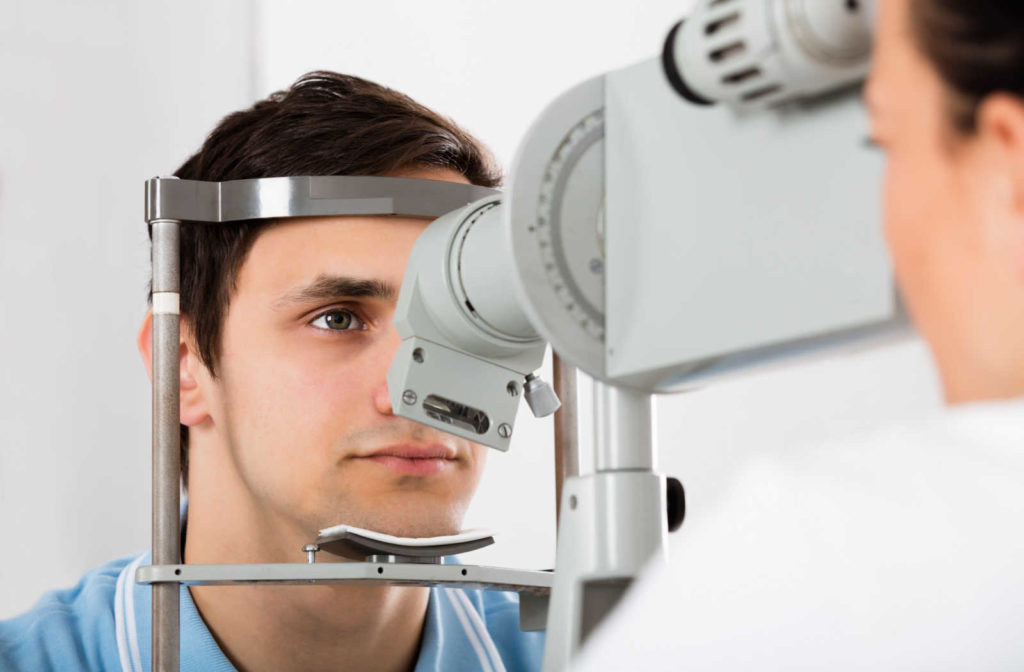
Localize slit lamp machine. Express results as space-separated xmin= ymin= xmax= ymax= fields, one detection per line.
xmin=140 ymin=1 xmax=897 ymax=669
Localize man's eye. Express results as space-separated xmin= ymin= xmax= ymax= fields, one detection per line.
xmin=309 ymin=309 xmax=367 ymax=332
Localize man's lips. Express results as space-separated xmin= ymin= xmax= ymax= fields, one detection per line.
xmin=356 ymin=444 xmax=457 ymax=476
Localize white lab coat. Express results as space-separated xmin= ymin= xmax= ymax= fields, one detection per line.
xmin=574 ymin=399 xmax=1024 ymax=671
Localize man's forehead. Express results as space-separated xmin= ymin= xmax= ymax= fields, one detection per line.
xmin=236 ymin=215 xmax=426 ymax=300
xmin=263 ymin=213 xmax=431 ymax=244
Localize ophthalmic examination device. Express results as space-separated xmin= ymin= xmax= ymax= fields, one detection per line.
xmin=140 ymin=1 xmax=898 ymax=670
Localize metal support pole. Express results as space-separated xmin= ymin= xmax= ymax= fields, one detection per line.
xmin=542 ymin=381 xmax=667 ymax=671
xmin=552 ymin=354 xmax=579 ymax=530
xmin=594 ymin=382 xmax=655 ymax=473
xmin=151 ymin=219 xmax=181 ymax=672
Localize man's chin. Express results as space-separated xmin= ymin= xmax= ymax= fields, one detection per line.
xmin=315 ymin=506 xmax=464 ymax=540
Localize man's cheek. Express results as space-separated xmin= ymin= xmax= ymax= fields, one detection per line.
xmin=275 ymin=357 xmax=369 ymax=409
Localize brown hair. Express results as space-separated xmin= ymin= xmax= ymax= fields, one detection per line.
xmin=151 ymin=71 xmax=502 ymax=485
xmin=910 ymin=0 xmax=1024 ymax=133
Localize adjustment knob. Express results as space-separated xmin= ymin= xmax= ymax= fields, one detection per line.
xmin=667 ymin=477 xmax=686 ymax=532
xmin=523 ymin=373 xmax=561 ymax=418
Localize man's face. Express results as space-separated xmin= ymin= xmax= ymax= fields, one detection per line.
xmin=197 ymin=171 xmax=488 ymax=539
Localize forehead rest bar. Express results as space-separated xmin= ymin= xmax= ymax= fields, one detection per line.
xmin=145 ymin=175 xmax=501 ymax=224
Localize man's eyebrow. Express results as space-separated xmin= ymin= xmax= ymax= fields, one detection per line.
xmin=274 ymin=274 xmax=399 ymax=309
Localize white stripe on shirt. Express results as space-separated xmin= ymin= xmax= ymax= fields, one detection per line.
xmin=113 ymin=562 xmax=133 ymax=672
xmin=444 ymin=588 xmax=493 ymax=672
xmin=455 ymin=589 xmax=506 ymax=672
xmin=124 ymin=554 xmax=146 ymax=672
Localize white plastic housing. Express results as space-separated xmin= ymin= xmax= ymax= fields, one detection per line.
xmin=395 ymin=197 xmax=537 ymax=359
xmin=669 ymin=0 xmax=875 ymax=107
xmin=604 ymin=56 xmax=899 ymax=391
xmin=387 ymin=196 xmax=548 ymax=450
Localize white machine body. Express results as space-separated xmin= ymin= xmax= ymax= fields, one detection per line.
xmin=382 ymin=2 xmax=893 ymax=669
xmin=604 ymin=56 xmax=895 ymax=390
xmin=387 ymin=196 xmax=553 ymax=452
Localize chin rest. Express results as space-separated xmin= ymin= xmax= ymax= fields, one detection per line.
xmin=315 ymin=524 xmax=495 ymax=563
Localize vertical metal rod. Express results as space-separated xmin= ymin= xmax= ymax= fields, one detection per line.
xmin=552 ymin=353 xmax=579 ymax=531
xmin=593 ymin=380 xmax=655 ymax=473
xmin=151 ymin=219 xmax=181 ymax=672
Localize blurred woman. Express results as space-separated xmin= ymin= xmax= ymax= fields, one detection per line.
xmin=576 ymin=1 xmax=1024 ymax=669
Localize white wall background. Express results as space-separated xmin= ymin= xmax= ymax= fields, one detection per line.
xmin=0 ymin=0 xmax=944 ymax=621
xmin=0 ymin=0 xmax=254 ymax=618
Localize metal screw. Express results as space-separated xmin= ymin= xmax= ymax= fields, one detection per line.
xmin=412 ymin=348 xmax=425 ymax=363
xmin=497 ymin=423 xmax=513 ymax=438
xmin=506 ymin=381 xmax=520 ymax=397
xmin=303 ymin=544 xmax=320 ymax=564
xmin=590 ymin=258 xmax=604 ymax=274
xmin=402 ymin=389 xmax=418 ymax=405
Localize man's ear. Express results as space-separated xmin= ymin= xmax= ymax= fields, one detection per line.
xmin=977 ymin=93 xmax=1024 ymax=216
xmin=137 ymin=310 xmax=211 ymax=427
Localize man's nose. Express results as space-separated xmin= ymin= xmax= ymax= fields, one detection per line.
xmin=372 ymin=380 xmax=394 ymax=416
xmin=371 ymin=321 xmax=404 ymax=416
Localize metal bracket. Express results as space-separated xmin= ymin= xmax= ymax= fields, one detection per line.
xmin=137 ymin=562 xmax=551 ymax=632
xmin=137 ymin=562 xmax=552 ymax=593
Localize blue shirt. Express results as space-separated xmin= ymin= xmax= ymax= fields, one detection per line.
xmin=0 ymin=552 xmax=544 ymax=671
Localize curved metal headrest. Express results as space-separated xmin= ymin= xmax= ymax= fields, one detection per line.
xmin=145 ymin=175 xmax=500 ymax=224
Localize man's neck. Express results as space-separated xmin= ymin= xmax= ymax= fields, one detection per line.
xmin=184 ymin=468 xmax=430 ymax=672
